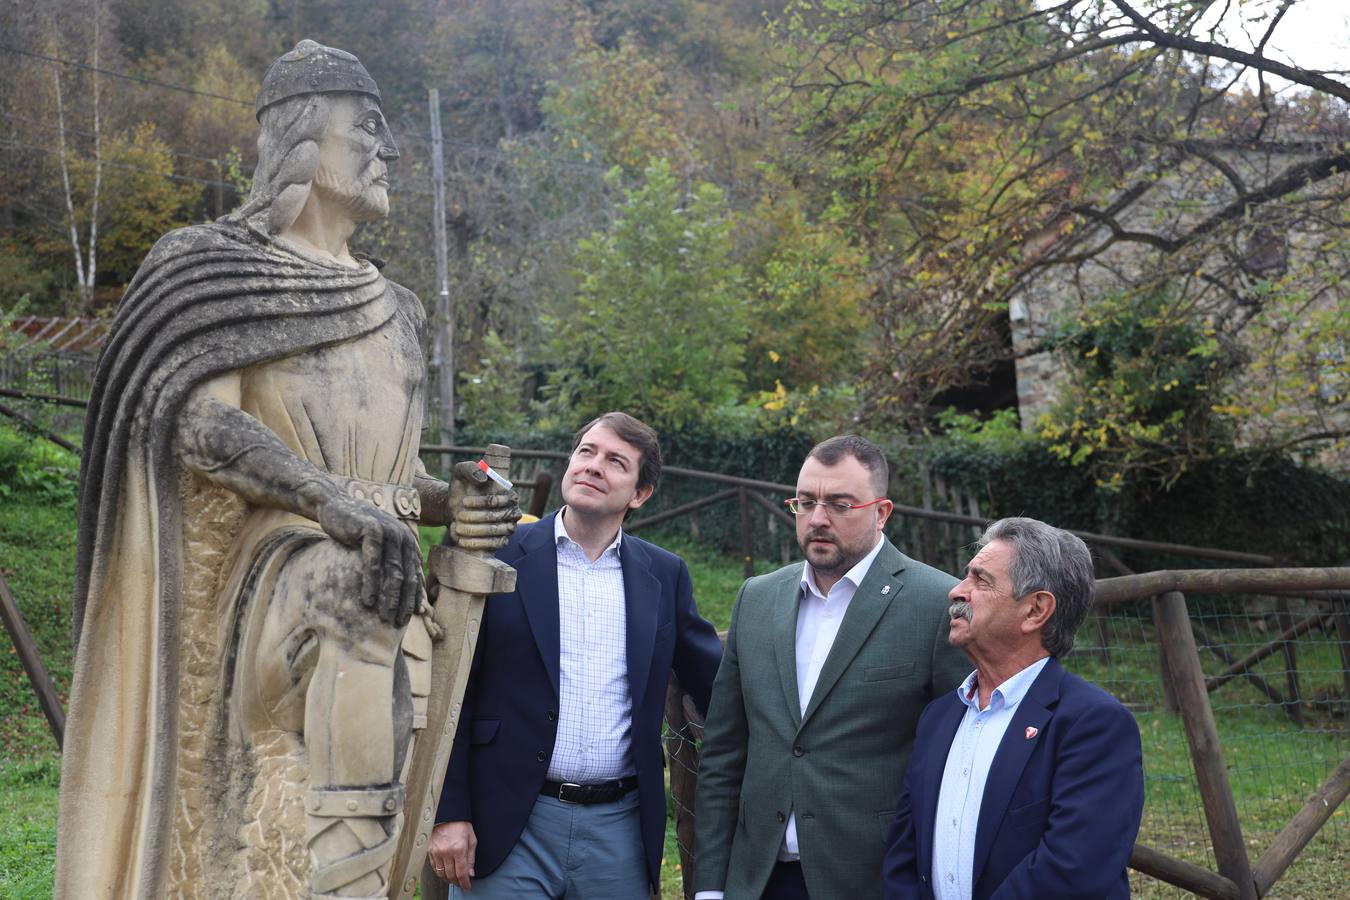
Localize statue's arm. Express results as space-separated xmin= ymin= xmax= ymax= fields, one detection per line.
xmin=174 ymin=373 xmax=422 ymax=626
xmin=413 ymin=460 xmax=452 ymax=526
xmin=414 ymin=458 xmax=518 ymax=551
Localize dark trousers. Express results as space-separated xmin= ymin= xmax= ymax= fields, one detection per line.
xmin=759 ymin=860 xmax=810 ymax=900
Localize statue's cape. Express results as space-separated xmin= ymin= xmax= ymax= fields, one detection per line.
xmin=56 ymin=222 xmax=406 ymax=899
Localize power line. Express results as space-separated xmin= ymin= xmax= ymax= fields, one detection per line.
xmin=0 ymin=138 xmax=241 ymax=190
xmin=0 ymin=109 xmax=255 ymax=173
xmin=2 ymin=45 xmax=607 ymax=175
xmin=0 ymin=44 xmax=254 ymax=108
xmin=393 ymin=119 xmax=610 ymax=174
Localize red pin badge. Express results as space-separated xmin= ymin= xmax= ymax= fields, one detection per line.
xmin=1024 ymin=726 xmax=1039 ymax=740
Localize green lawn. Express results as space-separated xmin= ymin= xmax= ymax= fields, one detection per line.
xmin=2 ymin=470 xmax=1346 ymax=898
xmin=0 ymin=758 xmax=59 ymax=899
xmin=0 ymin=442 xmax=74 ymax=897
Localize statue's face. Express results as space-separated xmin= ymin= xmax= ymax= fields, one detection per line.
xmin=312 ymin=93 xmax=400 ymax=223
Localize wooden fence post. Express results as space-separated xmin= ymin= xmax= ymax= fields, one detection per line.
xmin=664 ymin=676 xmax=703 ymax=900
xmin=1154 ymin=591 xmax=1257 ymax=900
xmin=1152 ymin=594 xmax=1181 ymax=713
xmin=1274 ymin=597 xmax=1303 ymax=725
xmin=918 ymin=461 xmax=935 ymax=566
xmin=738 ymin=487 xmax=754 ymax=579
xmin=0 ymin=572 xmax=64 ymax=749
xmin=1334 ymin=600 xmax=1350 ymax=720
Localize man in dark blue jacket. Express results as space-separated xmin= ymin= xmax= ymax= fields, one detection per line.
xmin=428 ymin=412 xmax=722 ymax=898
xmin=883 ymin=517 xmax=1143 ymax=900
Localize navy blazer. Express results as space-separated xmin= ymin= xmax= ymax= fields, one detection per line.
xmin=883 ymin=658 xmax=1144 ymax=899
xmin=436 ymin=513 xmax=723 ymax=891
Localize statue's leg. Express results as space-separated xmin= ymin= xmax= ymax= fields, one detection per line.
xmin=246 ymin=537 xmax=413 ymax=899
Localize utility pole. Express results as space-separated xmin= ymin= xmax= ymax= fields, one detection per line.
xmin=428 ymin=88 xmax=454 ymax=471
xmin=216 ymin=159 xmax=225 ymax=219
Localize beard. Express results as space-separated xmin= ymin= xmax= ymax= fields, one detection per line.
xmin=800 ymin=528 xmax=868 ymax=579
xmin=312 ymin=160 xmax=388 ymax=221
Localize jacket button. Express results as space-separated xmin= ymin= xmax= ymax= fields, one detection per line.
xmin=776 ymin=811 xmax=786 ymax=823
xmin=547 ymin=710 xmax=556 ymax=721
xmin=792 ymin=745 xmax=805 ymax=757
xmin=536 ymin=751 xmax=547 ymax=763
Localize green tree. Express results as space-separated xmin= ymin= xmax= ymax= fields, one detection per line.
xmin=541 ymin=26 xmax=693 ymax=175
xmin=1038 ymin=288 xmax=1236 ymax=489
xmin=775 ymin=0 xmax=1349 ymax=472
xmin=545 ymin=158 xmax=749 ymax=427
xmin=742 ymin=192 xmax=869 ymax=396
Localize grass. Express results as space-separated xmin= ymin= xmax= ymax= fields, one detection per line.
xmin=0 ymin=758 xmax=59 ymax=899
xmin=2 ymin=454 xmax=1345 ymax=898
xmin=0 ymin=453 xmax=74 ymax=897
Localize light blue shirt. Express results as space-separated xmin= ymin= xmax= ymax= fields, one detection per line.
xmin=548 ymin=509 xmax=633 ymax=783
xmin=931 ymin=657 xmax=1051 ymax=900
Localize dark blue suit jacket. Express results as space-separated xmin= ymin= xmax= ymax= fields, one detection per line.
xmin=883 ymin=658 xmax=1143 ymax=899
xmin=436 ymin=513 xmax=723 ymax=891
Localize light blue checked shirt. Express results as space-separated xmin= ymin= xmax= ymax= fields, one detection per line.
xmin=547 ymin=509 xmax=635 ymax=783
xmin=931 ymin=656 xmax=1051 ymax=900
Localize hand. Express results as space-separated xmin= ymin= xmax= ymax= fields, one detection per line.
xmin=447 ymin=460 xmax=520 ymax=552
xmin=316 ymin=491 xmax=423 ymax=628
xmin=428 ymin=820 xmax=477 ymax=889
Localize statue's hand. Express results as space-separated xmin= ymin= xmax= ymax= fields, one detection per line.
xmin=317 ymin=492 xmax=423 ymax=627
xmin=446 ymin=460 xmax=520 ymax=553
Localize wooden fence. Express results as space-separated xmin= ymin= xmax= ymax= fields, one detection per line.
xmin=664 ymin=567 xmax=1350 ymax=900
xmin=418 ymin=444 xmax=1281 ymax=576
xmin=2 ymin=431 xmax=1343 ymax=898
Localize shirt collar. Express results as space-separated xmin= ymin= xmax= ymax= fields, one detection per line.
xmin=554 ymin=506 xmax=623 ymax=557
xmin=956 ymin=656 xmax=1051 ymax=713
xmin=800 ymin=534 xmax=885 ymax=600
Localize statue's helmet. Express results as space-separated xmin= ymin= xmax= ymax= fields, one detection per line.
xmin=255 ymin=39 xmax=381 ymax=121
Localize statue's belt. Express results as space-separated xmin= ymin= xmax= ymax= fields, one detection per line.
xmin=332 ymin=476 xmax=421 ymax=521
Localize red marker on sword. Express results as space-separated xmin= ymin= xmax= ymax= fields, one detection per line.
xmin=477 ymin=458 xmax=514 ymax=490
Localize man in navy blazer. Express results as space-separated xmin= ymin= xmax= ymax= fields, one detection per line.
xmin=883 ymin=517 xmax=1143 ymax=900
xmin=427 ymin=412 xmax=722 ymax=898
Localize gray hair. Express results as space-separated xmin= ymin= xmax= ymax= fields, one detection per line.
xmin=229 ymin=93 xmax=332 ymax=234
xmin=978 ymin=517 xmax=1095 ymax=658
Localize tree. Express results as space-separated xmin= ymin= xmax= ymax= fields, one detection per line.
xmin=740 ymin=190 xmax=870 ymax=397
xmin=544 ymin=158 xmax=750 ymax=427
xmin=51 ymin=0 xmax=106 ymax=311
xmin=777 ymin=0 xmax=1349 ymax=474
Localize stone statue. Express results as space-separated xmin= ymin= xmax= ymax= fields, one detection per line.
xmin=55 ymin=40 xmax=517 ymax=900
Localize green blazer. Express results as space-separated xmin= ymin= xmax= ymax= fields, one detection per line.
xmin=693 ymin=538 xmax=970 ymax=900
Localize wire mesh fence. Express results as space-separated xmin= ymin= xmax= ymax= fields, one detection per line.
xmin=1074 ymin=597 xmax=1348 ymax=896
xmin=661 ymin=590 xmax=1350 ymax=899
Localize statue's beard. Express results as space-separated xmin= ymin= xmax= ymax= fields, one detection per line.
xmin=312 ymin=161 xmax=388 ymax=221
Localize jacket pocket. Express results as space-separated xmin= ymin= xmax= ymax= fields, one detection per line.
xmin=863 ymin=661 xmax=915 ymax=682
xmin=470 ymin=717 xmax=500 ymax=745
xmin=877 ymin=809 xmax=896 ymax=842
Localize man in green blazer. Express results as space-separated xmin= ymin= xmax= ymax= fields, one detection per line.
xmin=693 ymin=435 xmax=970 ymax=900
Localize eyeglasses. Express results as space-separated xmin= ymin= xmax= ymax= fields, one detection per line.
xmin=784 ymin=497 xmax=888 ymax=517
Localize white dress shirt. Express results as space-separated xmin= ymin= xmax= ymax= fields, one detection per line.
xmin=694 ymin=536 xmax=886 ymax=900
xmin=546 ymin=509 xmax=634 ymax=783
xmin=931 ymin=656 xmax=1051 ymax=900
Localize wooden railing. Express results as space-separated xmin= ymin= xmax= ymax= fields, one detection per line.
xmin=418 ymin=444 xmax=1282 ymax=573
xmin=663 ymin=567 xmax=1350 ymax=900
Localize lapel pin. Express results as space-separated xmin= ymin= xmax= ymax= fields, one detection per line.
xmin=881 ymin=585 xmax=891 ymax=595
xmin=1024 ymin=726 xmax=1039 ymax=740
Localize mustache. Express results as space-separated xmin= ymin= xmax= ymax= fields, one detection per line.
xmin=313 ymin=161 xmax=386 ymax=193
xmin=949 ymin=600 xmax=972 ymax=622
xmin=804 ymin=529 xmax=836 ymax=545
